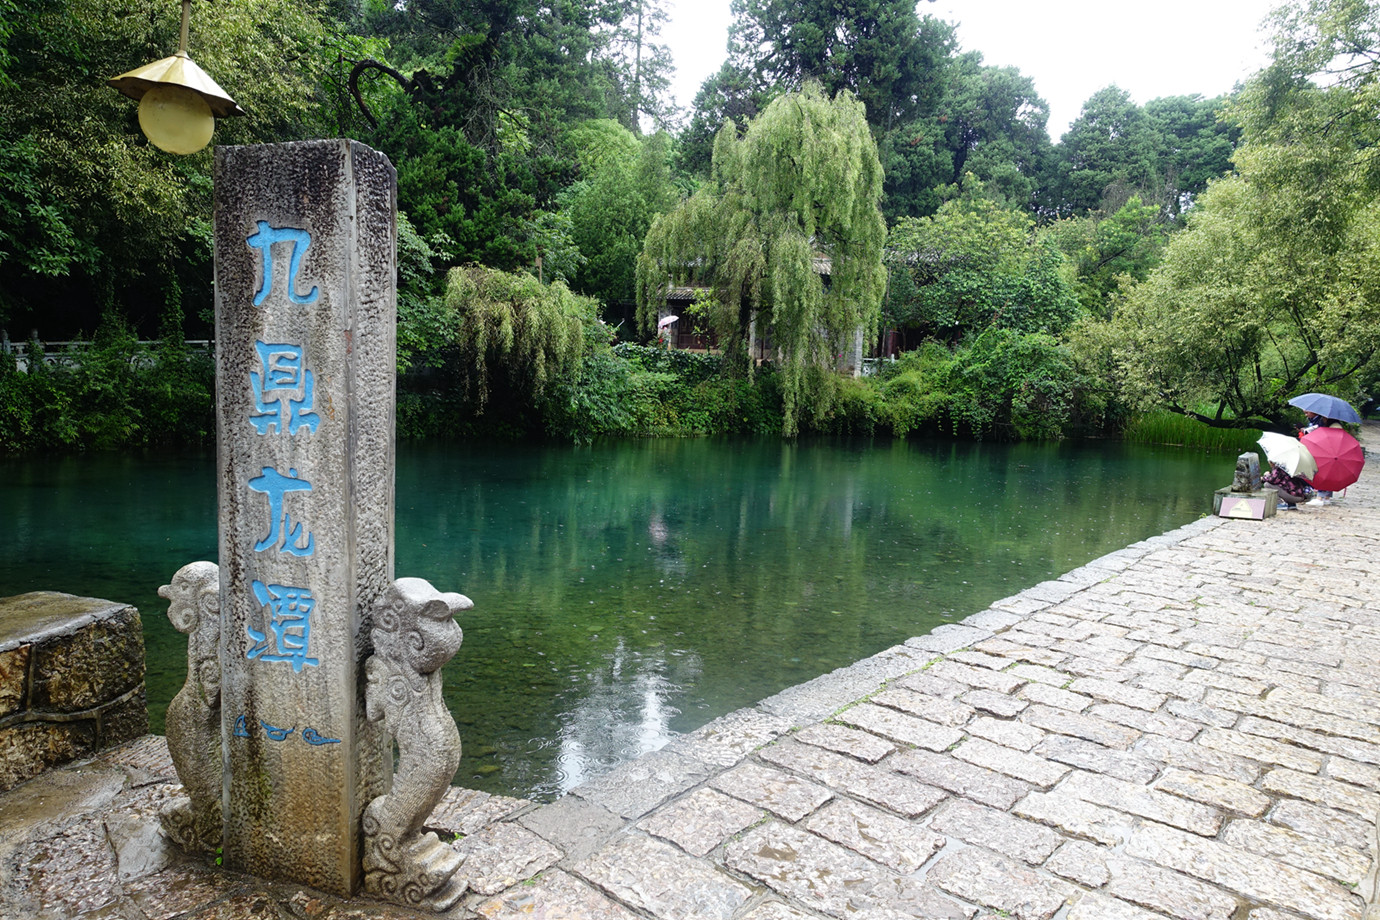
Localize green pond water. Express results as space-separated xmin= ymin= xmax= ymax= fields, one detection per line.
xmin=1 ymin=437 xmax=1225 ymax=801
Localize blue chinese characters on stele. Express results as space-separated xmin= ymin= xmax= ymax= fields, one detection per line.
xmin=246 ymin=579 xmax=319 ymax=671
xmin=233 ymin=715 xmax=340 ymax=746
xmin=247 ymin=221 xmax=319 ymax=306
xmin=247 ymin=466 xmax=314 ymax=557
xmin=251 ymin=342 xmax=320 ymax=436
xmin=243 ymin=224 xmax=323 ymax=676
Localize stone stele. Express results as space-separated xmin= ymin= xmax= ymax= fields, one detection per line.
xmin=212 ymin=139 xmax=396 ymax=895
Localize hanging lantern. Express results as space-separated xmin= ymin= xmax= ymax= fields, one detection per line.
xmin=108 ymin=0 xmax=245 ymax=154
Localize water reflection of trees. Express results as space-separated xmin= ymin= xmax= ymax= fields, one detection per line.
xmin=0 ymin=440 xmax=1220 ymax=799
xmin=400 ymin=438 xmax=1219 ymax=798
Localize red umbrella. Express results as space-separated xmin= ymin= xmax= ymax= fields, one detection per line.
xmin=1300 ymin=427 xmax=1365 ymax=491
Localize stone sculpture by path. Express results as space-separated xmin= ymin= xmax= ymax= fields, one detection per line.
xmin=158 ymin=139 xmax=467 ymax=909
xmin=362 ymin=578 xmax=470 ymax=908
xmin=157 ymin=561 xmax=221 ymax=854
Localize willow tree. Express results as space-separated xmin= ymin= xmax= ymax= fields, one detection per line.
xmin=437 ymin=264 xmax=596 ymax=411
xmin=636 ymin=84 xmax=887 ymax=435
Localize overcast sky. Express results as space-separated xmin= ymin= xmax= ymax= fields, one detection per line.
xmin=660 ymin=0 xmax=1279 ymax=141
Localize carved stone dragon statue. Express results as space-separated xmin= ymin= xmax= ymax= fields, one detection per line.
xmin=362 ymin=577 xmax=470 ymax=910
xmin=157 ymin=561 xmax=223 ymax=854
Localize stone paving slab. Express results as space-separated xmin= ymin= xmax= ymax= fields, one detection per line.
xmin=3 ymin=424 xmax=1380 ymax=920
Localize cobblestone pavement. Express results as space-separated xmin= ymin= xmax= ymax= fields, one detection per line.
xmin=3 ymin=426 xmax=1378 ymax=920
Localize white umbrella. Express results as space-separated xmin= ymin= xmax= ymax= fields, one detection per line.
xmin=1258 ymin=431 xmax=1317 ymax=479
xmin=657 ymin=314 xmax=679 ymax=328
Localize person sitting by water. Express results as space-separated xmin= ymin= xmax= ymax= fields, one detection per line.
xmin=1300 ymin=411 xmax=1335 ymax=434
xmin=1262 ymin=461 xmax=1311 ymax=509
xmin=1299 ymin=412 xmax=1343 ymax=505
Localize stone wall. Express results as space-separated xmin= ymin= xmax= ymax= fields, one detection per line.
xmin=0 ymin=592 xmax=149 ymax=791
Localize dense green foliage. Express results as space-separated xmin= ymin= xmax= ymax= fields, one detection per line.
xmin=726 ymin=0 xmax=946 ymax=131
xmin=0 ymin=0 xmax=334 ymax=336
xmin=545 ymin=344 xmax=785 ymax=441
xmin=1040 ymin=197 xmax=1167 ymax=317
xmin=1044 ymin=88 xmax=1239 ymax=220
xmin=397 ymin=264 xmax=599 ymax=438
xmin=637 ymin=85 xmax=887 ymax=435
xmin=560 ymin=122 xmax=682 ymax=314
xmin=394 ymin=330 xmax=1112 ymax=444
xmin=6 ymin=0 xmax=1373 ymax=453
xmin=870 ymin=331 xmax=1091 ymax=440
xmin=0 ymin=324 xmax=214 ymax=452
xmin=345 ymin=0 xmax=682 ymax=283
xmin=885 ymin=187 xmax=1080 ymax=347
xmin=1121 ymin=411 xmax=1263 ymax=454
xmin=1095 ymin=0 xmax=1380 ymax=431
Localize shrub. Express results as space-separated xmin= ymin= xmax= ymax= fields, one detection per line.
xmin=0 ymin=318 xmax=216 ymax=454
xmin=868 ymin=331 xmax=1093 ymax=440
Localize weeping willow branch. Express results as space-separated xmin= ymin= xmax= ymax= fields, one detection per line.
xmin=442 ymin=264 xmax=595 ymax=411
xmin=635 ymin=84 xmax=886 ymax=436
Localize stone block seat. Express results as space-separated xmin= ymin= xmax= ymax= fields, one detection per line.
xmin=0 ymin=592 xmax=148 ymax=791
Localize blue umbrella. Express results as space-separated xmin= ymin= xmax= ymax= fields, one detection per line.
xmin=1287 ymin=393 xmax=1362 ymax=424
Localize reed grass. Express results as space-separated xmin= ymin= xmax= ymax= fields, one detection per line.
xmin=1122 ymin=411 xmax=1262 ymax=453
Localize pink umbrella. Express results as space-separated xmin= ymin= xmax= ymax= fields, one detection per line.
xmin=1300 ymin=427 xmax=1365 ymax=492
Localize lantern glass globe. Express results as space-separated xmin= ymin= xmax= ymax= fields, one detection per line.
xmin=138 ymin=83 xmax=214 ymax=154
